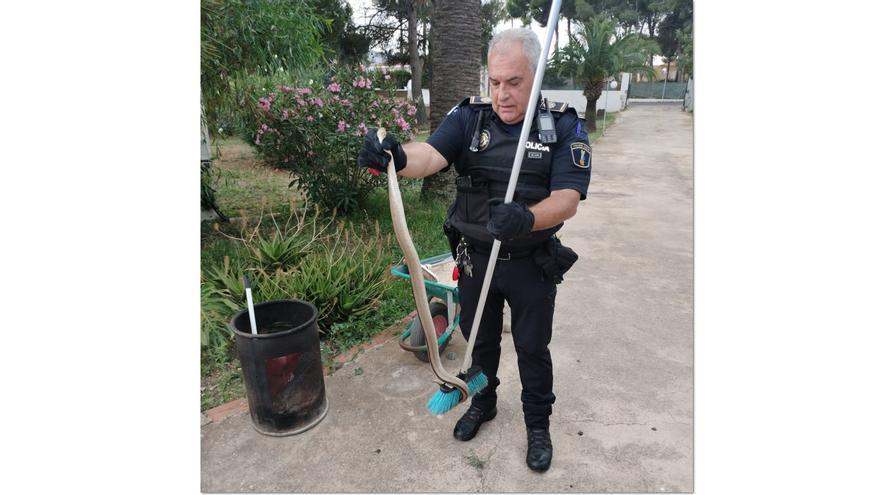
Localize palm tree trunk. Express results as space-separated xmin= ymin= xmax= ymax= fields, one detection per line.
xmin=421 ymin=0 xmax=482 ymax=202
xmin=582 ymin=80 xmax=605 ymax=133
xmin=407 ymin=1 xmax=427 ymax=126
xmin=584 ymin=97 xmax=598 ymax=133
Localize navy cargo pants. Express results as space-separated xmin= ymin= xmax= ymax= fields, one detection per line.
xmin=458 ymin=247 xmax=557 ymax=429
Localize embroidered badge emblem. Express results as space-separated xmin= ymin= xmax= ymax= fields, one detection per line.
xmin=479 ymin=129 xmax=491 ymax=151
xmin=571 ymin=142 xmax=592 ymax=169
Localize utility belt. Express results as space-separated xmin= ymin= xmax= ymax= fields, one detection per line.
xmin=465 ymin=238 xmax=538 ymax=260
xmin=444 ymin=220 xmax=579 ymax=283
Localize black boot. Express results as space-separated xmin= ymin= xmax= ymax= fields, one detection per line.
xmin=453 ymin=403 xmax=497 ymax=441
xmin=526 ymin=427 xmax=553 ymax=472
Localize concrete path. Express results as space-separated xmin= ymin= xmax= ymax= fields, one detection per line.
xmin=201 ymin=102 xmax=694 ymax=492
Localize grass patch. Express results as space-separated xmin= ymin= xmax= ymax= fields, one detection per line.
xmin=590 ymin=112 xmax=617 ymax=143
xmin=208 ymin=137 xmax=300 ymax=218
xmin=201 ymin=361 xmax=245 ymax=411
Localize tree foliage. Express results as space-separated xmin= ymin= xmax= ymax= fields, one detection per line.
xmin=656 ymin=0 xmax=692 ymax=76
xmin=200 ymin=0 xmax=326 ymax=130
xmin=310 ymin=0 xmax=371 ymax=64
xmin=551 ymin=16 xmax=658 ymax=130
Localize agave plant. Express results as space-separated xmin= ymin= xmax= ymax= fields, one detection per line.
xmin=218 ymin=202 xmax=334 ymax=272
xmin=281 ymin=228 xmax=389 ymax=334
xmin=550 ymin=16 xmax=659 ymax=132
xmin=201 ymin=255 xmax=248 ymax=305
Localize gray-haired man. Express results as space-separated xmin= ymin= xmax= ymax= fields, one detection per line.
xmin=359 ymin=28 xmax=591 ymax=472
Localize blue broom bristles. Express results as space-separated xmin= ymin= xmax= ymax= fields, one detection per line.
xmin=426 ymin=370 xmax=489 ymax=416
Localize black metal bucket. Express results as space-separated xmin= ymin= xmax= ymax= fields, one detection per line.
xmin=230 ymin=299 xmax=328 ymax=436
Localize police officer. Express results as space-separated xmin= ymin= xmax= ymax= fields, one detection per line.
xmin=358 ymin=27 xmax=590 ymax=472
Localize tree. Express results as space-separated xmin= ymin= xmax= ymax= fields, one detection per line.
xmin=421 ymin=0 xmax=483 ymax=201
xmin=364 ymin=1 xmax=430 ymax=125
xmin=309 ymin=0 xmax=371 ymax=64
xmin=200 ymin=0 xmax=326 ymax=132
xmin=551 ymin=16 xmax=658 ymax=132
xmin=406 ymin=1 xmax=430 ymax=125
xmin=656 ymin=0 xmax=692 ymax=81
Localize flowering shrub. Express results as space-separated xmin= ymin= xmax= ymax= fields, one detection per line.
xmin=252 ymin=64 xmax=417 ymax=213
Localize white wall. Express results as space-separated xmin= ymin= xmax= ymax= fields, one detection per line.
xmin=541 ymin=89 xmax=625 ymax=116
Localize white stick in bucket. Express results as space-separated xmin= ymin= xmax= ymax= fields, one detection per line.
xmin=243 ymin=275 xmax=258 ymax=335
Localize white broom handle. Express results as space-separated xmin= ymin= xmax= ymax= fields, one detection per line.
xmin=460 ymin=0 xmax=563 ymax=375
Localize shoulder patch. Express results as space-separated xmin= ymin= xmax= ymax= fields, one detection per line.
xmin=468 ymin=95 xmax=492 ymax=105
xmin=571 ymin=142 xmax=592 ymax=169
xmin=575 ymin=119 xmax=587 ymax=139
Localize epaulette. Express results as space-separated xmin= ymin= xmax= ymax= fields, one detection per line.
xmin=544 ymin=100 xmax=569 ymax=113
xmin=467 ymin=95 xmax=492 ymax=105
xmin=448 ymin=96 xmax=491 ymax=115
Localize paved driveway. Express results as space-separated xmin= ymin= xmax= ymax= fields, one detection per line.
xmin=201 ymin=102 xmax=694 ymax=492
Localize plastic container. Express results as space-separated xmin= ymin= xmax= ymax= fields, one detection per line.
xmin=230 ymin=299 xmax=328 ymax=436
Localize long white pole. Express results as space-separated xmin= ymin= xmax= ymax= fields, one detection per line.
xmin=459 ymin=0 xmax=563 ymax=375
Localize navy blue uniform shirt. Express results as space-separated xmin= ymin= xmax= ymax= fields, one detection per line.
xmin=427 ymin=101 xmax=591 ymax=200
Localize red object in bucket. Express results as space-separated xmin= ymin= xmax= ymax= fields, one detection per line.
xmin=452 ymin=265 xmax=459 ymax=281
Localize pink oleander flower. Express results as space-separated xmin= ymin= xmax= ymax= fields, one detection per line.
xmin=296 ymin=98 xmax=306 ymax=106
xmin=327 ymin=82 xmax=341 ymax=93
xmin=279 ymin=85 xmax=294 ymax=93
xmin=357 ymin=122 xmax=368 ymax=136
xmin=306 ymin=116 xmax=314 ymax=122
xmin=337 ymin=120 xmax=349 ymax=132
xmin=391 ymin=108 xmax=400 ymax=117
xmin=261 ymin=124 xmax=268 ymax=131
xmin=359 ymin=64 xmax=366 ymax=73
xmin=297 ymin=87 xmax=311 ymax=95
xmin=258 ymin=97 xmax=272 ymax=111
xmin=340 ymin=99 xmax=352 ymax=107
xmin=255 ymin=134 xmax=261 ymax=145
xmin=357 ymin=78 xmax=366 ymax=88
xmin=365 ymin=78 xmax=372 ymax=88
xmin=407 ymin=105 xmax=417 ymax=116
xmin=384 ymin=74 xmax=391 ymax=80
xmin=282 ymin=110 xmax=289 ymax=119
xmin=396 ymin=117 xmax=410 ymax=131
xmin=312 ymin=98 xmax=324 ymax=108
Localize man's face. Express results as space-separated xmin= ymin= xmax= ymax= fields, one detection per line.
xmin=488 ymin=42 xmax=535 ymax=125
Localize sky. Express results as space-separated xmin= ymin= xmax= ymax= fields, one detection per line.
xmin=346 ymin=0 xmax=572 ymax=57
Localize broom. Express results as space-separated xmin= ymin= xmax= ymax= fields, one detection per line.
xmin=424 ymin=0 xmax=564 ymax=415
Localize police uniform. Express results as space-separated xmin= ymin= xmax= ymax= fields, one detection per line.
xmin=427 ymin=96 xmax=591 ymax=429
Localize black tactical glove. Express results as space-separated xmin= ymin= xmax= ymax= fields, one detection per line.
xmin=357 ymin=128 xmax=407 ymax=174
xmin=486 ymin=198 xmax=535 ymax=241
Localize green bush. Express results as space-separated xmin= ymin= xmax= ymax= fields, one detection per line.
xmin=252 ymin=64 xmax=417 ymax=214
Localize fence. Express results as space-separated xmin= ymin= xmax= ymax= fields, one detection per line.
xmin=628 ymin=81 xmax=687 ymax=99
